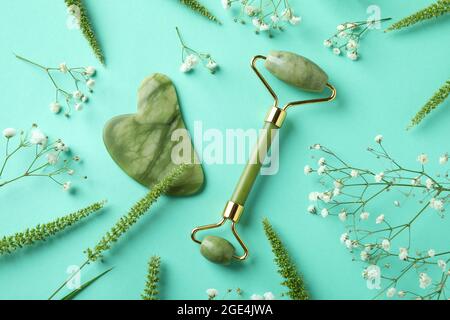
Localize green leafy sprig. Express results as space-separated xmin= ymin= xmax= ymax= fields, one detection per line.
xmin=408 ymin=79 xmax=450 ymax=129
xmin=180 ymin=0 xmax=221 ymax=24
xmin=0 ymin=201 xmax=106 ymax=256
xmin=142 ymin=256 xmax=161 ymax=300
xmin=86 ymin=164 xmax=188 ymax=262
xmin=262 ymin=218 xmax=309 ymax=300
xmin=65 ymin=0 xmax=105 ymax=65
xmin=386 ymin=0 xmax=450 ymax=32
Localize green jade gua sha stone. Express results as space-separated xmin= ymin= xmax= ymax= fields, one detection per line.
xmin=103 ymin=73 xmax=204 ymax=196
xmin=196 ymin=51 xmax=332 ymax=264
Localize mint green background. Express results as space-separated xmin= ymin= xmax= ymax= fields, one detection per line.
xmin=0 ymin=0 xmax=449 ymax=300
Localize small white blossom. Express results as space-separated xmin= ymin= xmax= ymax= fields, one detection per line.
xmin=86 ymin=79 xmax=96 ymax=89
xmin=281 ymin=8 xmax=293 ymax=20
xmin=312 ymin=144 xmax=321 ymax=150
xmin=360 ymin=211 xmax=370 ymax=220
xmin=429 ymin=198 xmax=444 ymax=211
xmin=206 ymin=288 xmax=218 ymax=299
xmin=206 ymin=60 xmax=218 ymax=72
xmin=350 ymin=169 xmax=359 ymax=178
xmin=74 ymin=103 xmax=83 ymax=111
xmin=337 ymin=31 xmax=347 ymax=38
xmin=336 ymin=24 xmax=346 ymax=31
xmin=263 ymin=292 xmax=275 ymax=300
xmin=55 ymin=141 xmax=69 ymax=152
xmin=398 ymin=290 xmax=406 ymax=298
xmin=245 ymin=5 xmax=257 ymax=16
xmin=411 ymin=177 xmax=421 ymax=186
xmin=68 ymin=169 xmax=75 ymax=175
xmin=318 ymin=157 xmax=326 ymax=166
xmin=425 ymin=178 xmax=434 ymax=190
xmin=419 ymin=273 xmax=432 ymax=289
xmin=360 ymin=251 xmax=369 ymax=261
xmin=250 ymin=294 xmax=264 ymax=300
xmin=345 ymin=239 xmax=353 ymax=249
xmin=270 ymin=15 xmax=279 ymax=23
xmin=381 ymin=239 xmax=391 ymax=251
xmin=438 ymin=260 xmax=447 ymax=272
xmin=386 ymin=287 xmax=396 ymax=298
xmin=399 ymin=247 xmax=408 ymax=261
xmin=333 ymin=188 xmax=341 ymax=197
xmin=374 ymin=134 xmax=383 ymax=143
xmin=46 ymin=152 xmax=59 ymax=165
xmin=63 ymin=181 xmax=72 ymax=192
xmin=333 ymin=48 xmax=341 ymax=55
xmin=259 ymin=22 xmax=270 ymax=31
xmin=439 ymin=153 xmax=448 ymax=165
xmin=308 ymin=191 xmax=320 ymax=201
xmin=180 ymin=63 xmax=192 ymax=73
xmin=317 ymin=165 xmax=326 ymax=175
xmin=50 ymin=102 xmax=61 ymax=114
xmin=320 ymin=208 xmax=329 ymax=218
xmin=374 ymin=172 xmax=384 ymax=183
xmin=347 ymin=51 xmax=358 ymax=61
xmin=307 ymin=205 xmax=316 ymax=214
xmin=346 ymin=23 xmax=357 ymax=29
xmin=30 ymin=128 xmax=47 ymax=145
xmin=59 ymin=63 xmax=68 ymax=73
xmin=338 ymin=210 xmax=347 ymax=222
xmin=323 ymin=39 xmax=332 ymax=48
xmin=417 ymin=153 xmax=428 ymax=165
xmin=3 ymin=128 xmax=16 ymax=139
xmin=428 ymin=249 xmax=436 ymax=258
xmin=221 ymin=0 xmax=231 ymax=10
xmin=340 ymin=233 xmax=349 ymax=244
xmin=346 ymin=39 xmax=357 ymax=50
xmin=81 ymin=95 xmax=89 ymax=103
xmin=319 ymin=192 xmax=332 ymax=203
xmin=304 ymin=165 xmax=312 ymax=175
xmin=289 ymin=16 xmax=301 ymax=25
xmin=185 ymin=54 xmax=199 ymax=68
xmin=375 ymin=214 xmax=385 ymax=224
xmin=85 ymin=66 xmax=96 ymax=76
xmin=73 ymin=90 xmax=83 ymax=100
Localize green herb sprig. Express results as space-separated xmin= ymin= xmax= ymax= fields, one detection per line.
xmin=408 ymin=79 xmax=450 ymax=129
xmin=0 ymin=201 xmax=106 ymax=256
xmin=142 ymin=256 xmax=161 ymax=300
xmin=263 ymin=218 xmax=309 ymax=300
xmin=65 ymin=0 xmax=105 ymax=65
xmin=180 ymin=0 xmax=221 ymax=24
xmin=386 ymin=0 xmax=450 ymax=32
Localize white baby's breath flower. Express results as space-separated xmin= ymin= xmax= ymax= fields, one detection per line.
xmin=312 ymin=144 xmax=321 ymax=150
xmin=74 ymin=103 xmax=83 ymax=111
xmin=374 ymin=172 xmax=384 ymax=183
xmin=386 ymin=287 xmax=396 ymax=298
xmin=3 ymin=128 xmax=16 ymax=139
xmin=346 ymin=39 xmax=358 ymax=49
xmin=304 ymin=165 xmax=312 ymax=175
xmin=429 ymin=198 xmax=444 ymax=211
xmin=374 ymin=134 xmax=383 ymax=143
xmin=307 ymin=205 xmax=316 ymax=214
xmin=417 ymin=153 xmax=428 ymax=165
xmin=68 ymin=169 xmax=75 ymax=175
xmin=425 ymin=178 xmax=434 ymax=190
xmin=221 ymin=0 xmax=231 ymax=9
xmin=317 ymin=165 xmax=326 ymax=175
xmin=437 ymin=260 xmax=447 ymax=272
xmin=360 ymin=251 xmax=369 ymax=261
xmin=428 ymin=249 xmax=436 ymax=258
xmin=323 ymin=40 xmax=332 ymax=48
xmin=346 ymin=23 xmax=357 ymax=29
xmin=73 ymin=90 xmax=83 ymax=100
xmin=347 ymin=51 xmax=358 ymax=61
xmin=375 ymin=214 xmax=385 ymax=224
xmin=289 ymin=16 xmax=301 ymax=25
xmin=337 ymin=31 xmax=347 ymax=38
xmin=180 ymin=63 xmax=192 ymax=73
xmin=245 ymin=5 xmax=257 ymax=16
xmin=308 ymin=191 xmax=320 ymax=201
xmin=340 ymin=233 xmax=349 ymax=244
xmin=185 ymin=54 xmax=199 ymax=68
xmin=320 ymin=208 xmax=329 ymax=218
xmin=81 ymin=95 xmax=88 ymax=103
xmin=345 ymin=239 xmax=354 ymax=250
xmin=259 ymin=23 xmax=270 ymax=31
xmin=318 ymin=157 xmax=326 ymax=166
xmin=281 ymin=8 xmax=293 ymax=20
xmin=360 ymin=211 xmax=370 ymax=220
xmin=439 ymin=153 xmax=448 ymax=165
xmin=263 ymin=292 xmax=275 ymax=300
xmin=206 ymin=288 xmax=218 ymax=299
xmin=411 ymin=177 xmax=421 ymax=186
xmin=350 ymin=169 xmax=359 ymax=178
xmin=381 ymin=239 xmax=390 ymax=251
xmin=419 ymin=273 xmax=432 ymax=289
xmin=319 ymin=192 xmax=332 ymax=203
xmin=50 ymin=102 xmax=61 ymax=114
xmin=333 ymin=188 xmax=341 ymax=197
xmin=63 ymin=181 xmax=72 ymax=192
xmin=338 ymin=210 xmax=347 ymax=222
xmin=85 ymin=66 xmax=96 ymax=76
xmin=398 ymin=290 xmax=406 ymax=298
xmin=332 ymin=48 xmax=341 ymax=55
xmin=59 ymin=63 xmax=69 ymax=73
xmin=86 ymin=79 xmax=96 ymax=89
xmin=271 ymin=14 xmax=279 ymax=23
xmin=336 ymin=24 xmax=346 ymax=31
xmin=30 ymin=128 xmax=47 ymax=145
xmin=206 ymin=60 xmax=218 ymax=72
xmin=46 ymin=152 xmax=59 ymax=165
xmin=251 ymin=294 xmax=264 ymax=300
xmin=399 ymin=247 xmax=408 ymax=261
xmin=252 ymin=18 xmax=261 ymax=27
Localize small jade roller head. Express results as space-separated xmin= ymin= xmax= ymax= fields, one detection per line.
xmin=264 ymin=51 xmax=329 ymax=92
xmin=200 ymin=236 xmax=235 ymax=265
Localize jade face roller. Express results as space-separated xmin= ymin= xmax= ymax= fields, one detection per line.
xmin=191 ymin=51 xmax=337 ymax=265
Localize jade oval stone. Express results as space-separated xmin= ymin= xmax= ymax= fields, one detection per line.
xmin=200 ymin=236 xmax=235 ymax=265
xmin=103 ymin=73 xmax=204 ymax=196
xmin=264 ymin=51 xmax=329 ymax=92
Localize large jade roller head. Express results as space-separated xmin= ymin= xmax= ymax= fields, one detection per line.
xmin=191 ymin=51 xmax=336 ymax=265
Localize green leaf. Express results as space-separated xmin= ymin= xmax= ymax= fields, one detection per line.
xmin=61 ymin=267 xmax=113 ymax=300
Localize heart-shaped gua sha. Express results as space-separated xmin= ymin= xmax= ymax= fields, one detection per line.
xmin=103 ymin=73 xmax=204 ymax=196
